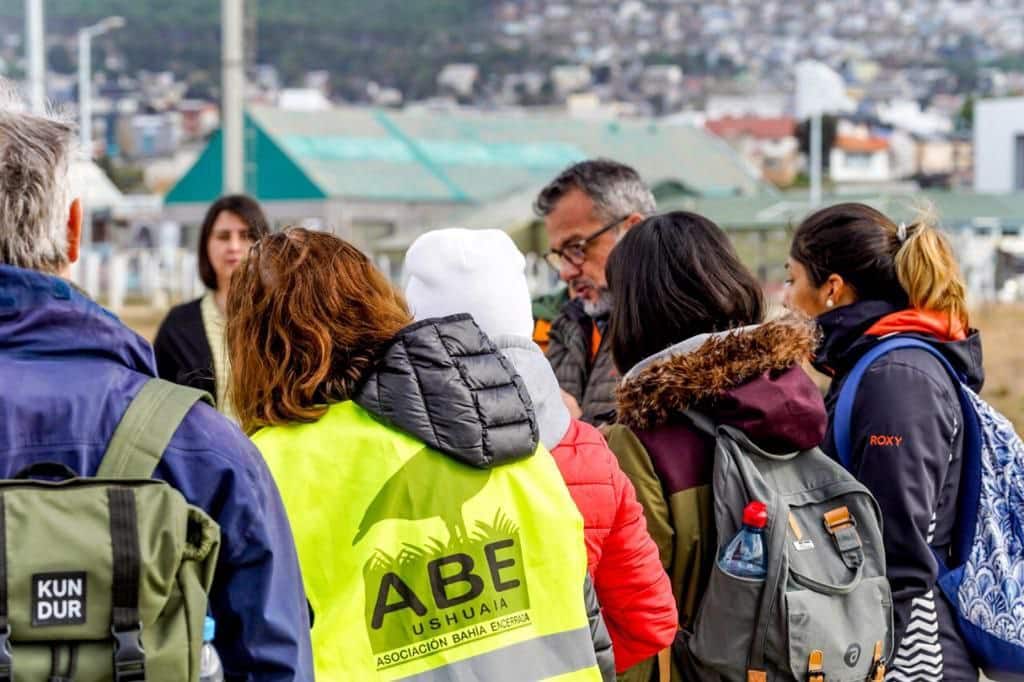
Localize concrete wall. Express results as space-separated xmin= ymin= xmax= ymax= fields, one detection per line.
xmin=975 ymin=97 xmax=1024 ymax=193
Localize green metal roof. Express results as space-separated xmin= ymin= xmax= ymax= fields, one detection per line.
xmin=165 ymin=116 xmax=327 ymax=204
xmin=166 ymin=106 xmax=766 ymax=205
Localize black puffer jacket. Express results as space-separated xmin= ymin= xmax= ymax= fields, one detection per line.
xmin=547 ymin=299 xmax=619 ymax=425
xmin=356 ymin=314 xmax=616 ymax=680
xmin=814 ymin=300 xmax=983 ymax=682
xmin=355 ymin=314 xmax=540 ymax=467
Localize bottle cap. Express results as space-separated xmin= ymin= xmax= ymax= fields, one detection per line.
xmin=204 ymin=616 xmax=216 ymax=643
xmin=743 ymin=501 xmax=768 ymax=529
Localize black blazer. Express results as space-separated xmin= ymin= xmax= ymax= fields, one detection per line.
xmin=152 ymin=298 xmax=218 ymax=403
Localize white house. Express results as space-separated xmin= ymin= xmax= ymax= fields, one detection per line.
xmin=830 ymin=135 xmax=893 ymax=184
xmin=974 ymin=97 xmax=1024 ymax=193
xmin=278 ymin=89 xmax=331 ymax=112
xmin=437 ymin=64 xmax=480 ymax=99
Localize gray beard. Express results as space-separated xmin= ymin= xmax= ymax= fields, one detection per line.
xmin=582 ymin=290 xmax=612 ymax=318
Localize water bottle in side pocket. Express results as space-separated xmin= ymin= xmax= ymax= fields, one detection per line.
xmin=200 ymin=616 xmax=224 ymax=682
xmin=718 ymin=501 xmax=768 ymax=580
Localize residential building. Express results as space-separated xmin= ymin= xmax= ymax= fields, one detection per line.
xmin=830 ymin=135 xmax=893 ymax=183
xmin=705 ymin=116 xmax=799 ymax=186
xmin=437 ymin=64 xmax=480 ymax=99
xmin=975 ymin=97 xmax=1024 ymax=193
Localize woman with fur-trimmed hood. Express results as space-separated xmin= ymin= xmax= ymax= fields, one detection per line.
xmin=601 ymin=212 xmax=828 ymax=682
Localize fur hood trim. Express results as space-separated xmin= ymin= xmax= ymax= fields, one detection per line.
xmin=617 ymin=318 xmax=818 ymax=431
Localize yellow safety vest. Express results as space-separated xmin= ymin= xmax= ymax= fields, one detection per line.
xmin=255 ymin=401 xmax=602 ymax=681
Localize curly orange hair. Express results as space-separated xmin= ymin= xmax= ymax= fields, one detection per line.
xmin=226 ymin=228 xmax=412 ymax=433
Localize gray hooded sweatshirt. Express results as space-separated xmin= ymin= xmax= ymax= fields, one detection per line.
xmin=492 ymin=334 xmax=572 ymax=451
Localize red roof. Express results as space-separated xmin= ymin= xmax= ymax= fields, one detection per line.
xmin=835 ymin=135 xmax=889 ymax=152
xmin=705 ymin=116 xmax=796 ymax=140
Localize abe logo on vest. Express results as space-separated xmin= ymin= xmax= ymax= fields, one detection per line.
xmin=353 ymin=449 xmax=534 ymax=674
xmin=32 ymin=572 xmax=87 ymax=626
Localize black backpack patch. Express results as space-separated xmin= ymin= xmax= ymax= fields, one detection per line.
xmin=32 ymin=572 xmax=86 ymax=626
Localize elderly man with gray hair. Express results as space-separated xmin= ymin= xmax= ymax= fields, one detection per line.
xmin=0 ymin=84 xmax=313 ymax=679
xmin=535 ymin=159 xmax=656 ymax=425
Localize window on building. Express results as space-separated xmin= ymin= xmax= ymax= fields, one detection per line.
xmin=845 ymin=152 xmax=873 ymax=170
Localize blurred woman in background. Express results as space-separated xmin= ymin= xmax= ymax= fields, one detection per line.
xmin=153 ymin=194 xmax=269 ymax=420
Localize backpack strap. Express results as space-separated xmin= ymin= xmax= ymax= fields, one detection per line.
xmin=683 ymin=408 xmax=787 ymax=679
xmin=109 ymin=486 xmax=146 ymax=681
xmin=0 ymin=494 xmax=10 ymax=680
xmin=97 ymin=379 xmax=212 ymax=480
xmin=834 ymin=336 xmax=966 ymax=468
xmin=833 ymin=335 xmax=983 ymax=565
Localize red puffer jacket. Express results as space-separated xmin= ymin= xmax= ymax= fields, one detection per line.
xmin=551 ymin=418 xmax=678 ymax=673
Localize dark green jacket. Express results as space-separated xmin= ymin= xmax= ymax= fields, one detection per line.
xmin=603 ymin=322 xmax=826 ymax=682
xmin=547 ymin=299 xmax=618 ymax=425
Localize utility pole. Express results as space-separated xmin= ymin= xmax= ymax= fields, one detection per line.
xmin=26 ymin=0 xmax=45 ymax=113
xmin=222 ymin=0 xmax=245 ymax=194
xmin=77 ymin=31 xmax=90 ymax=153
xmin=810 ymin=113 xmax=822 ymax=207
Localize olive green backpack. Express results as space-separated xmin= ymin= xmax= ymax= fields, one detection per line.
xmin=0 ymin=379 xmax=221 ymax=681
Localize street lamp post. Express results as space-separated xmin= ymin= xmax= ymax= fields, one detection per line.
xmin=78 ymin=16 xmax=124 ymax=157
xmin=77 ymin=16 xmax=124 ymax=250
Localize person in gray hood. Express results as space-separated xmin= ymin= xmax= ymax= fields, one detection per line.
xmin=405 ymin=228 xmax=679 ymax=679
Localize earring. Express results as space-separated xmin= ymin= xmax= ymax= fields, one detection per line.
xmin=826 ymin=298 xmax=834 ymax=308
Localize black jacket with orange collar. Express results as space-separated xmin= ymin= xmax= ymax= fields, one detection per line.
xmin=546 ymin=298 xmax=619 ymax=425
xmin=814 ymin=299 xmax=984 ymax=682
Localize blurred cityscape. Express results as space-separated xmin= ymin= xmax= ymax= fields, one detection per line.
xmin=3 ymin=0 xmax=1024 ymax=307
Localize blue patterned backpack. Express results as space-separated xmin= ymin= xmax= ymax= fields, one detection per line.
xmin=834 ymin=336 xmax=1024 ymax=678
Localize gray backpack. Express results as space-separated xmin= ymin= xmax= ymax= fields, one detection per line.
xmin=683 ymin=410 xmax=894 ymax=682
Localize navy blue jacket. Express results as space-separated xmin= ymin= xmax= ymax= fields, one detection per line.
xmin=814 ymin=299 xmax=983 ymax=681
xmin=0 ymin=265 xmax=314 ymax=681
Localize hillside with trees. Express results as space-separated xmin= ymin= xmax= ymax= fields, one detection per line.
xmin=0 ymin=1 xmax=494 ymax=100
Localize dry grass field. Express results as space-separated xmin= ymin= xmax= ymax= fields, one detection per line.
xmin=119 ymin=305 xmax=165 ymax=344
xmin=800 ymin=304 xmax=1024 ymax=429
xmin=122 ymin=302 xmax=1024 ymax=428
xmin=972 ymin=304 xmax=1024 ymax=428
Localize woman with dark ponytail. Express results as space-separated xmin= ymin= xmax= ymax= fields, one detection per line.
xmin=785 ymin=202 xmax=980 ymax=681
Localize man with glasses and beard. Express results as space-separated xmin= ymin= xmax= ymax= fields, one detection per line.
xmin=534 ymin=159 xmax=655 ymax=425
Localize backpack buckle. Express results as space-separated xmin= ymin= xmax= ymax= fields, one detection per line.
xmin=869 ymin=640 xmax=886 ymax=682
xmin=824 ymin=506 xmax=864 ymax=570
xmin=806 ymin=649 xmax=825 ymax=682
xmin=111 ymin=624 xmax=145 ymax=682
xmin=0 ymin=624 xmax=12 ymax=681
xmin=824 ymin=506 xmax=856 ymax=534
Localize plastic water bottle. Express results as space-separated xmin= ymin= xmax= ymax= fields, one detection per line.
xmin=199 ymin=616 xmax=224 ymax=682
xmin=718 ymin=501 xmax=768 ymax=580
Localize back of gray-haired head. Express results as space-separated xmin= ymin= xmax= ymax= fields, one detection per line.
xmin=0 ymin=81 xmax=77 ymax=273
xmin=533 ymin=158 xmax=656 ymax=220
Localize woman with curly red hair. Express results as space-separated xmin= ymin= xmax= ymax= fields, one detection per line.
xmin=226 ymin=228 xmax=612 ymax=681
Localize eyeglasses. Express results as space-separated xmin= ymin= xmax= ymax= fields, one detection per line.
xmin=544 ymin=216 xmax=628 ymax=271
